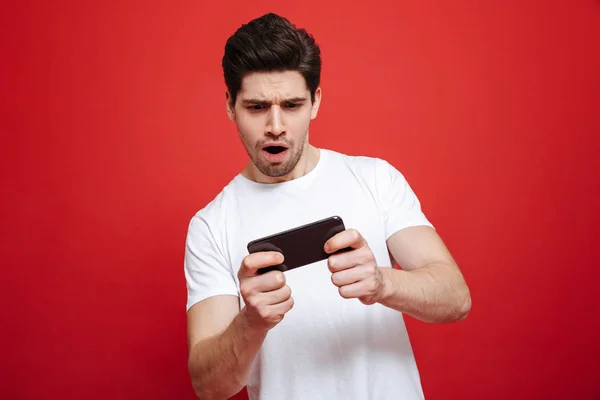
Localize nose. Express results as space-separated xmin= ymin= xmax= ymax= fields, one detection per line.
xmin=266 ymin=105 xmax=285 ymax=136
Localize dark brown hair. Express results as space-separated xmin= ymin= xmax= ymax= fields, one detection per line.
xmin=222 ymin=13 xmax=321 ymax=106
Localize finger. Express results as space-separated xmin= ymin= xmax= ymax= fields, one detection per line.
xmin=253 ymin=296 xmax=295 ymax=328
xmin=327 ymin=250 xmax=361 ymax=273
xmin=358 ymin=295 xmax=378 ymax=306
xmin=240 ymin=252 xmax=284 ymax=278
xmin=324 ymin=229 xmax=366 ymax=254
xmin=328 ymin=245 xmax=375 ymax=272
xmin=331 ymin=265 xmax=371 ymax=287
xmin=338 ymin=279 xmax=376 ymax=300
xmin=267 ymin=295 xmax=295 ymax=316
xmin=250 ymin=284 xmax=292 ymax=307
xmin=243 ymin=270 xmax=286 ymax=296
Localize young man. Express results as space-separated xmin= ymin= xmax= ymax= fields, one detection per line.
xmin=184 ymin=13 xmax=471 ymax=400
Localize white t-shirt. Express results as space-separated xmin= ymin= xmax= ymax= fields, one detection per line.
xmin=184 ymin=148 xmax=434 ymax=400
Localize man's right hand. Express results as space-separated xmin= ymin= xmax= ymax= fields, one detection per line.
xmin=238 ymin=251 xmax=294 ymax=331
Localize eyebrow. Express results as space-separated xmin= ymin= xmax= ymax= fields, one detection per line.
xmin=240 ymin=97 xmax=308 ymax=105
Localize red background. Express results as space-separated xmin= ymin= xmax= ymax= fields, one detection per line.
xmin=1 ymin=1 xmax=599 ymax=399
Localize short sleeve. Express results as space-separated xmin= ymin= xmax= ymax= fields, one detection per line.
xmin=376 ymin=159 xmax=434 ymax=240
xmin=184 ymin=214 xmax=239 ymax=311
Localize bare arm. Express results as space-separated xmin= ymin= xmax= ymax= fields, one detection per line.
xmin=380 ymin=225 xmax=471 ymax=323
xmin=187 ymin=296 xmax=268 ymax=400
xmin=187 ymin=251 xmax=293 ymax=400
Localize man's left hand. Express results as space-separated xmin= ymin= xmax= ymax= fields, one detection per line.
xmin=324 ymin=229 xmax=389 ymax=305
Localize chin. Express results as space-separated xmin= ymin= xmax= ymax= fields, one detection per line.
xmin=258 ymin=163 xmax=295 ymax=178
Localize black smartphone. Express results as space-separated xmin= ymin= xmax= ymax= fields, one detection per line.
xmin=247 ymin=215 xmax=350 ymax=275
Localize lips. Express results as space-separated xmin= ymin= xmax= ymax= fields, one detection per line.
xmin=261 ymin=143 xmax=289 ymax=162
xmin=262 ymin=143 xmax=289 ymax=154
xmin=264 ymin=146 xmax=287 ymax=155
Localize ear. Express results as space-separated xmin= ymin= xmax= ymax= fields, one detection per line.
xmin=310 ymin=87 xmax=322 ymax=120
xmin=225 ymin=91 xmax=235 ymax=122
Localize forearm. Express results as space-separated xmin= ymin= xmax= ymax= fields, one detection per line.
xmin=379 ymin=263 xmax=471 ymax=323
xmin=188 ymin=308 xmax=268 ymax=400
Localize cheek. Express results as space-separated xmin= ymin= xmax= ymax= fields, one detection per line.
xmin=236 ymin=116 xmax=263 ymax=141
xmin=289 ymin=112 xmax=312 ymax=135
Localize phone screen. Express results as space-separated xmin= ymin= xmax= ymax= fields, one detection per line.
xmin=247 ymin=216 xmax=348 ymax=274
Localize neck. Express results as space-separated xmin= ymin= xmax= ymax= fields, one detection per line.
xmin=243 ymin=144 xmax=320 ymax=184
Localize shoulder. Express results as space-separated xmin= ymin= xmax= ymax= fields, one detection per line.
xmin=323 ymin=148 xmax=402 ymax=183
xmin=188 ymin=176 xmax=243 ymax=231
xmin=323 ymin=148 xmax=381 ymax=170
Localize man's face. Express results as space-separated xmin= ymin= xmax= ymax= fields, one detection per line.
xmin=227 ymin=70 xmax=321 ymax=180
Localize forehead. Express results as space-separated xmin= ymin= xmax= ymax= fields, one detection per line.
xmin=238 ymin=70 xmax=310 ymax=101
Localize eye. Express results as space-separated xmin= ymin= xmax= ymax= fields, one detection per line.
xmin=248 ymin=104 xmax=264 ymax=111
xmin=285 ymin=103 xmax=302 ymax=109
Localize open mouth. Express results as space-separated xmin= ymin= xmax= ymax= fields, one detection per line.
xmin=263 ymin=146 xmax=288 ymax=155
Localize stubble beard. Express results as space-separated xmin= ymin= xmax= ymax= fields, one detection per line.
xmin=244 ymin=134 xmax=307 ymax=178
